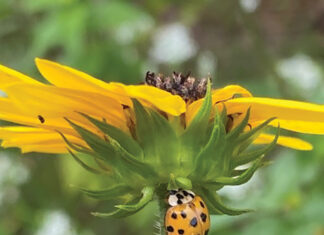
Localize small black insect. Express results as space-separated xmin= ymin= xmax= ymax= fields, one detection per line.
xmin=38 ymin=115 xmax=45 ymax=124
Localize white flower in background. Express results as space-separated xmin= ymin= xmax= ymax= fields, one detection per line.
xmin=114 ymin=15 xmax=154 ymax=44
xmin=0 ymin=154 xmax=29 ymax=206
xmin=150 ymin=23 xmax=198 ymax=64
xmin=239 ymin=0 xmax=261 ymax=13
xmin=36 ymin=210 xmax=77 ymax=235
xmin=276 ymin=54 xmax=322 ymax=92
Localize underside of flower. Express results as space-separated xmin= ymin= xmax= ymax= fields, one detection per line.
xmin=61 ymin=83 xmax=278 ymax=219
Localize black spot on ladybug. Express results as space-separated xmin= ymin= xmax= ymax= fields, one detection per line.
xmin=205 ymin=229 xmax=209 ymax=235
xmin=183 ymin=190 xmax=189 ymax=196
xmin=181 ymin=211 xmax=187 ymax=219
xmin=190 ymin=217 xmax=198 ymax=227
xmin=178 ymin=229 xmax=184 ymax=234
xmin=38 ymin=115 xmax=45 ymax=123
xmin=166 ymin=226 xmax=174 ymax=232
xmin=177 ymin=199 xmax=183 ymax=205
xmin=170 ymin=190 xmax=177 ymax=195
xmin=200 ymin=213 xmax=207 ymax=222
xmin=200 ymin=201 xmax=205 ymax=208
xmin=189 ymin=193 xmax=195 ymax=198
xmin=176 ymin=194 xmax=184 ymax=199
xmin=171 ymin=212 xmax=177 ymax=219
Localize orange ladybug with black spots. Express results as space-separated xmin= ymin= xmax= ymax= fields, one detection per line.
xmin=165 ymin=189 xmax=210 ymax=235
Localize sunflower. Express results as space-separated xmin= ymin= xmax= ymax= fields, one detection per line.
xmin=0 ymin=59 xmax=323 ymax=231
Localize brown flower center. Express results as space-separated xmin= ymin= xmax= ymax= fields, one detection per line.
xmin=145 ymin=71 xmax=210 ymax=102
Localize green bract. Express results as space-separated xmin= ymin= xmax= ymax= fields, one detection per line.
xmin=61 ymin=83 xmax=278 ymax=218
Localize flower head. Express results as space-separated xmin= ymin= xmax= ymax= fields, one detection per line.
xmin=0 ymin=59 xmax=323 ymax=218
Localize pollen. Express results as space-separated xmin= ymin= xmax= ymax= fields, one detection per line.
xmin=145 ymin=71 xmax=210 ymax=102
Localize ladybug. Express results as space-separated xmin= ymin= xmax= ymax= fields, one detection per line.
xmin=165 ymin=189 xmax=210 ymax=235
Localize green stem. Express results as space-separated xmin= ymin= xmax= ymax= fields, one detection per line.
xmin=156 ymin=187 xmax=168 ymax=235
xmin=158 ymin=198 xmax=167 ymax=235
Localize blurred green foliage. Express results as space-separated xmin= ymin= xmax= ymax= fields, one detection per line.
xmin=0 ymin=0 xmax=323 ymax=234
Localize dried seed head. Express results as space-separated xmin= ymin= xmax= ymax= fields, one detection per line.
xmin=145 ymin=71 xmax=211 ymax=102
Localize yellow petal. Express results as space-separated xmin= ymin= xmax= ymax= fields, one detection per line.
xmin=186 ymin=85 xmax=252 ymax=124
xmin=36 ymin=58 xmax=186 ymax=115
xmin=36 ymin=58 xmax=113 ymax=92
xmin=225 ymin=97 xmax=324 ymax=134
xmin=0 ymin=97 xmax=76 ymax=135
xmin=254 ymin=133 xmax=313 ymax=151
xmin=0 ymin=126 xmax=86 ymax=153
xmin=252 ymin=119 xmax=324 ymax=135
xmin=19 ymin=144 xmax=70 ymax=154
xmin=5 ymin=83 xmax=127 ymax=131
xmin=35 ymin=58 xmax=131 ymax=105
xmin=0 ymin=64 xmax=41 ymax=90
xmin=120 ymin=84 xmax=186 ymax=116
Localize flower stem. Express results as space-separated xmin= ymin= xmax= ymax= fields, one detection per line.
xmin=156 ymin=187 xmax=168 ymax=235
xmin=158 ymin=198 xmax=167 ymax=235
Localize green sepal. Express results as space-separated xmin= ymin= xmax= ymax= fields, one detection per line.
xmin=175 ymin=177 xmax=192 ymax=190
xmin=230 ymin=160 xmax=272 ymax=176
xmin=67 ymin=149 xmax=104 ymax=175
xmin=132 ymin=99 xmax=179 ymax=168
xmin=168 ymin=174 xmax=192 ymax=190
xmin=226 ymin=108 xmax=250 ymax=141
xmin=78 ymin=112 xmax=143 ymax=159
xmin=201 ymin=188 xmax=252 ymax=215
xmin=76 ymin=184 xmax=132 ymax=200
xmin=233 ymin=117 xmax=276 ymax=155
xmin=64 ymin=118 xmax=118 ymax=165
xmin=233 ymin=126 xmax=280 ymax=167
xmin=91 ymin=196 xmax=141 ymax=218
xmin=167 ymin=174 xmax=178 ymax=190
xmin=91 ymin=209 xmax=134 ymax=218
xmin=116 ymin=186 xmax=154 ymax=211
xmin=65 ymin=118 xmax=156 ymax=178
xmin=210 ymin=157 xmax=263 ymax=186
xmin=192 ymin=108 xmax=224 ymax=177
xmin=181 ymin=81 xmax=212 ymax=152
xmin=108 ymin=138 xmax=157 ymax=177
xmin=57 ymin=131 xmax=92 ymax=154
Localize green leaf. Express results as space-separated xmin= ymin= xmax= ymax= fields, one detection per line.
xmin=77 ymin=185 xmax=132 ymax=200
xmin=67 ymin=149 xmax=104 ymax=175
xmin=233 ymin=126 xmax=280 ymax=166
xmin=175 ymin=177 xmax=192 ymax=190
xmin=64 ymin=118 xmax=118 ymax=164
xmin=181 ymin=81 xmax=212 ymax=149
xmin=201 ymin=188 xmax=252 ymax=215
xmin=226 ymin=108 xmax=250 ymax=141
xmin=116 ymin=186 xmax=154 ymax=211
xmin=78 ymin=113 xmax=143 ymax=158
xmin=192 ymin=108 xmax=223 ymax=177
xmin=132 ymin=99 xmax=179 ymax=168
xmin=167 ymin=174 xmax=192 ymax=190
xmin=66 ymin=117 xmax=156 ymax=178
xmin=211 ymin=157 xmax=263 ymax=185
xmin=233 ymin=117 xmax=276 ymax=155
xmin=109 ymin=138 xmax=157 ymax=177
xmin=91 ymin=208 xmax=139 ymax=218
xmin=91 ymin=195 xmax=141 ymax=218
xmin=231 ymin=160 xmax=273 ymax=176
xmin=57 ymin=131 xmax=92 ymax=154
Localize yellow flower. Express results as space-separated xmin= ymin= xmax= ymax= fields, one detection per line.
xmin=0 ymin=58 xmax=323 ymax=155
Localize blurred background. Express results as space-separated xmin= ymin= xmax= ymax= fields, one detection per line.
xmin=0 ymin=0 xmax=324 ymax=234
